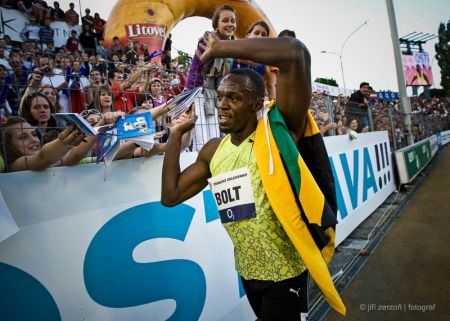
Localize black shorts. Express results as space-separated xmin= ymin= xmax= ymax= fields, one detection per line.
xmin=241 ymin=270 xmax=309 ymax=321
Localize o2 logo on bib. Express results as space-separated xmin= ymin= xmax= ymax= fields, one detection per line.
xmin=208 ymin=168 xmax=256 ymax=223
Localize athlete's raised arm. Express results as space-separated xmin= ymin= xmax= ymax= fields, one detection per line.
xmin=201 ymin=33 xmax=311 ymax=143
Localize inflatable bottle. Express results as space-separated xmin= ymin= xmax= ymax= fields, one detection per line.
xmin=104 ymin=0 xmax=275 ymax=58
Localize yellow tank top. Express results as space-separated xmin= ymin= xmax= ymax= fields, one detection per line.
xmin=210 ymin=132 xmax=305 ymax=281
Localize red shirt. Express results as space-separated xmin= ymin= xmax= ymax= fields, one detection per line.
xmin=66 ymin=38 xmax=79 ymax=53
xmin=111 ymin=85 xmax=141 ymax=112
xmin=92 ymin=18 xmax=106 ymax=33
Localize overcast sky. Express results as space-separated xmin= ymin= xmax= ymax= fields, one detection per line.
xmin=57 ymin=0 xmax=449 ymax=92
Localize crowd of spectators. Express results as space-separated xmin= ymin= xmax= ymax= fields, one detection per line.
xmin=0 ymin=4 xmax=190 ymax=173
xmin=309 ymin=91 xmax=449 ymax=147
xmin=0 ymin=4 xmax=448 ymax=174
xmin=12 ymin=2 xmax=106 ymax=52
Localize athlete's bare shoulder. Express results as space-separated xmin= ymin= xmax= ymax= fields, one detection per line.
xmin=197 ymin=137 xmax=222 ymax=166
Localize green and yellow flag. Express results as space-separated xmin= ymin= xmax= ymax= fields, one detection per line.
xmin=254 ymin=102 xmax=346 ymax=315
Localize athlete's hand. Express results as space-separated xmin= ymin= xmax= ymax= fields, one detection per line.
xmin=199 ymin=31 xmax=220 ymax=63
xmin=170 ymin=104 xmax=197 ymax=136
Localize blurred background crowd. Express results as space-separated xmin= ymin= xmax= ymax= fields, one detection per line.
xmin=0 ymin=2 xmax=448 ymax=173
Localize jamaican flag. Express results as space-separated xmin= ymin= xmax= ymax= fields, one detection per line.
xmin=254 ymin=102 xmax=346 ymax=315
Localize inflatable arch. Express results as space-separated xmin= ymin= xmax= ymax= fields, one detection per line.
xmin=104 ymin=0 xmax=275 ymax=56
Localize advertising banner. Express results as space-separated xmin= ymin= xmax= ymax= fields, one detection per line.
xmin=440 ymin=130 xmax=450 ymax=146
xmin=0 ymin=7 xmax=27 ymax=42
xmin=377 ymin=91 xmax=399 ymax=100
xmin=395 ymin=138 xmax=434 ymax=184
xmin=0 ymin=7 xmax=81 ymax=48
xmin=0 ymin=133 xmax=395 ymax=320
xmin=429 ymin=135 xmax=438 ymax=156
xmin=104 ymin=0 xmax=275 ymax=58
xmin=325 ymin=131 xmax=396 ymax=244
xmin=0 ymin=191 xmax=19 ymax=242
xmin=0 ymin=155 xmax=256 ymax=321
xmin=312 ymin=82 xmax=354 ymax=97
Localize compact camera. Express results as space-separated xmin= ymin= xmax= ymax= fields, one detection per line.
xmin=39 ymin=66 xmax=51 ymax=74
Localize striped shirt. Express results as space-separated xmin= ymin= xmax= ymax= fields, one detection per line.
xmin=39 ymin=26 xmax=54 ymax=45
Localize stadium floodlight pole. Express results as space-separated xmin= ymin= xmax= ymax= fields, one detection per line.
xmin=320 ymin=50 xmax=345 ymax=92
xmin=340 ymin=20 xmax=369 ymax=91
xmin=386 ymin=0 xmax=413 ymax=145
xmin=78 ymin=0 xmax=83 ymax=23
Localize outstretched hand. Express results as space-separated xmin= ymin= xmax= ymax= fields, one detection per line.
xmin=144 ymin=61 xmax=159 ymax=72
xmin=101 ymin=111 xmax=125 ymax=126
xmin=58 ymin=126 xmax=86 ymax=148
xmin=199 ymin=31 xmax=220 ymax=63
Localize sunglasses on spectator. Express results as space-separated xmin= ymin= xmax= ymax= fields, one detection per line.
xmin=80 ymin=109 xmax=102 ymax=119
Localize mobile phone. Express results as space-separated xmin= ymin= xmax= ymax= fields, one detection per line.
xmin=40 ymin=66 xmax=50 ymax=74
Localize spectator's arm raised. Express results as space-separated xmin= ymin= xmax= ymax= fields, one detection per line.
xmin=121 ymin=62 xmax=158 ymax=90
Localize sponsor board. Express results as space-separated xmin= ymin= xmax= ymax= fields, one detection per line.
xmin=0 ymin=133 xmax=395 ymax=320
xmin=429 ymin=135 xmax=438 ymax=156
xmin=395 ymin=138 xmax=434 ymax=184
xmin=0 ymin=155 xmax=255 ymax=321
xmin=126 ymin=23 xmax=167 ymax=38
xmin=0 ymin=7 xmax=81 ymax=48
xmin=124 ymin=23 xmax=167 ymax=59
xmin=440 ymin=130 xmax=450 ymax=146
xmin=312 ymin=81 xmax=354 ymax=97
xmin=325 ymin=132 xmax=395 ymax=244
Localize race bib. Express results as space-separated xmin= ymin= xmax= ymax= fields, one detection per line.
xmin=208 ymin=167 xmax=256 ymax=223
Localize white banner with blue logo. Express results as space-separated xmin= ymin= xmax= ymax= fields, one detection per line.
xmin=325 ymin=131 xmax=396 ymax=245
xmin=0 ymin=132 xmax=395 ymax=320
xmin=440 ymin=130 xmax=450 ymax=146
xmin=0 ymin=7 xmax=81 ymax=48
